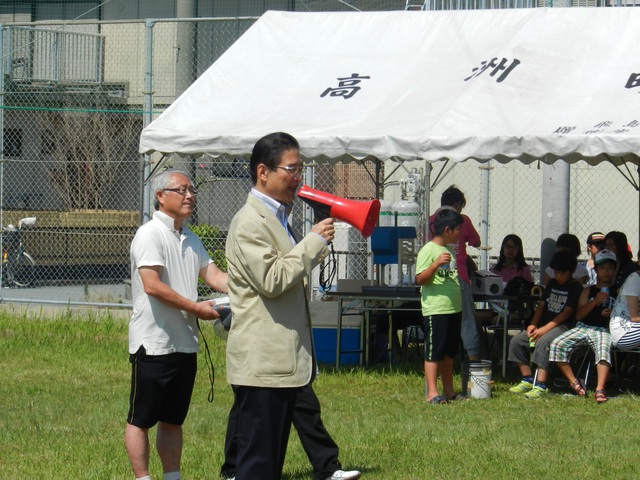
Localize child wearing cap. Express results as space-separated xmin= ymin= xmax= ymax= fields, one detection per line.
xmin=508 ymin=250 xmax=583 ymax=399
xmin=549 ymin=249 xmax=618 ymax=404
xmin=585 ymin=232 xmax=606 ymax=286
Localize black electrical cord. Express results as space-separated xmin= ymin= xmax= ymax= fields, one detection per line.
xmin=197 ymin=318 xmax=215 ymax=403
xmin=318 ymin=243 xmax=338 ymax=292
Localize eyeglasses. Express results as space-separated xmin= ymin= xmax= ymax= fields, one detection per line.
xmin=163 ymin=187 xmax=197 ymax=196
xmin=274 ymin=165 xmax=305 ymax=176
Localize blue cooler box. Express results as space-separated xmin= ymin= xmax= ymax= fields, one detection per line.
xmin=313 ymin=327 xmax=361 ymax=366
xmin=310 ymin=300 xmax=363 ymax=366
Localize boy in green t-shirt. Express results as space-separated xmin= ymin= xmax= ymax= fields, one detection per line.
xmin=416 ymin=208 xmax=464 ymax=404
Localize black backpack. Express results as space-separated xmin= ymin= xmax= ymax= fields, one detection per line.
xmin=503 ymin=277 xmax=537 ymax=323
xmin=503 ymin=277 xmax=534 ymax=297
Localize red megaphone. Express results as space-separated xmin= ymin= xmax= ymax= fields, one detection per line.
xmin=297 ymin=185 xmax=381 ymax=238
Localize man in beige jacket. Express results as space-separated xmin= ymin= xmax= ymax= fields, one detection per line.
xmin=225 ymin=132 xmax=335 ymax=480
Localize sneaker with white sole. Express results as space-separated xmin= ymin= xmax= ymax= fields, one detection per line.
xmin=326 ymin=469 xmax=362 ymax=480
xmin=524 ymin=385 xmax=548 ymax=399
xmin=509 ymin=380 xmax=534 ymax=394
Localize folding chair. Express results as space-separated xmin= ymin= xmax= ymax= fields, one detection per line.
xmin=484 ymin=291 xmax=540 ymax=360
xmin=401 ymin=324 xmax=424 ymax=360
xmin=613 ymin=346 xmax=640 ymax=389
xmin=549 ymin=345 xmax=596 ymax=391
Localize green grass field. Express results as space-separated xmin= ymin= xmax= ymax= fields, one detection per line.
xmin=2 ymin=307 xmax=640 ymax=479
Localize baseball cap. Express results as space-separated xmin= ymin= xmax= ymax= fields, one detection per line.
xmin=587 ymin=232 xmax=605 ymax=245
xmin=595 ymin=249 xmax=617 ymax=265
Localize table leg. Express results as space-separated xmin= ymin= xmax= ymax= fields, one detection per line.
xmin=502 ymin=308 xmax=509 ymax=377
xmin=486 ymin=299 xmax=509 ymax=378
xmin=336 ymin=298 xmax=343 ymax=369
xmin=363 ymin=310 xmax=368 ymax=366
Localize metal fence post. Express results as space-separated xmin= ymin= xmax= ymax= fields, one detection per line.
xmin=0 ymin=24 xmax=4 ymax=287
xmin=141 ymin=18 xmax=156 ymax=225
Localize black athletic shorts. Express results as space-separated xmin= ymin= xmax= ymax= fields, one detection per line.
xmin=423 ymin=312 xmax=462 ymax=362
xmin=127 ymin=346 xmax=197 ymax=429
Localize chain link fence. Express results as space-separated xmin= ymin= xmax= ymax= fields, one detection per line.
xmin=0 ymin=17 xmax=260 ymax=304
xmin=0 ymin=2 xmax=637 ymax=306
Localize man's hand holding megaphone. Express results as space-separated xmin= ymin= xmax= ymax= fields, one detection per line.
xmin=310 ymin=217 xmax=335 ymax=244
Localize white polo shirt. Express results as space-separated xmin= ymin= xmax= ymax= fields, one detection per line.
xmin=129 ymin=211 xmax=212 ymax=355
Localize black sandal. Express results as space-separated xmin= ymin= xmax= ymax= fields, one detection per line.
xmin=447 ymin=392 xmax=469 ymax=401
xmin=595 ymin=389 xmax=608 ymax=404
xmin=570 ymin=378 xmax=586 ymax=397
xmin=428 ymin=395 xmax=450 ymax=404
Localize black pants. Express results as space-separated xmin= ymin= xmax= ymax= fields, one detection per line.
xmin=221 ymin=383 xmax=341 ymax=480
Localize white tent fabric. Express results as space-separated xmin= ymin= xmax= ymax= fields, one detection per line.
xmin=139 ymin=8 xmax=640 ymax=166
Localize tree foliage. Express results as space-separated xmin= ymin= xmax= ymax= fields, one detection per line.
xmin=189 ymin=223 xmax=227 ymax=271
xmin=41 ymin=111 xmax=140 ymax=210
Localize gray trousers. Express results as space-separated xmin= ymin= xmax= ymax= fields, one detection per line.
xmin=460 ymin=280 xmax=480 ymax=357
xmin=508 ymin=324 xmax=569 ymax=372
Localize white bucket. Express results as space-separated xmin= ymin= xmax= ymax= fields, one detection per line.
xmin=467 ymin=360 xmax=492 ymax=399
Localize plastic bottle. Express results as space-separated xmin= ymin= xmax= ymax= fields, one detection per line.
xmin=600 ymin=287 xmax=610 ymax=308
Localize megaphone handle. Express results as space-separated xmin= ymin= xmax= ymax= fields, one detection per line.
xmin=313 ymin=207 xmax=331 ymax=223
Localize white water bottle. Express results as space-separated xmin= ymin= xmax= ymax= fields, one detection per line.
xmin=600 ymin=287 xmax=610 ymax=308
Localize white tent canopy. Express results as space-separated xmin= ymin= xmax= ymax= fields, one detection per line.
xmin=139 ymin=8 xmax=640 ymax=166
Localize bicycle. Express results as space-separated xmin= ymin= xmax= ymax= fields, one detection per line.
xmin=2 ymin=216 xmax=37 ymax=288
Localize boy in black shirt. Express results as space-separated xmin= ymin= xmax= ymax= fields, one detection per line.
xmin=549 ymin=249 xmax=618 ymax=403
xmin=508 ymin=250 xmax=583 ymax=399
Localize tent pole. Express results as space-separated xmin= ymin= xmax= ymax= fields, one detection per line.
xmin=376 ymin=159 xmax=382 ymax=200
xmin=304 ymin=164 xmax=314 ymax=235
xmin=479 ymin=161 xmax=491 ymax=270
xmin=540 ymin=160 xmax=570 ymax=282
xmin=422 ymin=162 xmax=431 ymax=244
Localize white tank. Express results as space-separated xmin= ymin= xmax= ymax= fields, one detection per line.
xmin=379 ymin=199 xmax=395 ymax=226
xmin=392 ymin=199 xmax=420 ymax=228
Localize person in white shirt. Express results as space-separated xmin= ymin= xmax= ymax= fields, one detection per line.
xmin=125 ymin=169 xmax=228 ymax=480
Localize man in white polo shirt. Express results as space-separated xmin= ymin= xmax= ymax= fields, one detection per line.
xmin=125 ymin=169 xmax=228 ymax=480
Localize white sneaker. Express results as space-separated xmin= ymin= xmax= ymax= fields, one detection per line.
xmin=327 ymin=470 xmax=361 ymax=480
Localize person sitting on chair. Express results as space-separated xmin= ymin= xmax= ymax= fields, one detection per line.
xmin=480 ymin=234 xmax=534 ymax=360
xmin=508 ymin=250 xmax=582 ymax=399
xmin=584 ymin=232 xmax=606 ymax=286
xmin=604 ymin=231 xmax=638 ymax=289
xmin=549 ymin=249 xmax=618 ymax=404
xmin=542 ymin=233 xmax=589 ymax=286
xmin=491 ymin=234 xmax=534 ymax=284
xmin=610 ymin=270 xmax=640 ymax=351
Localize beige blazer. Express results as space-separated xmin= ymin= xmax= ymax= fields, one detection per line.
xmin=225 ymin=193 xmax=328 ymax=387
